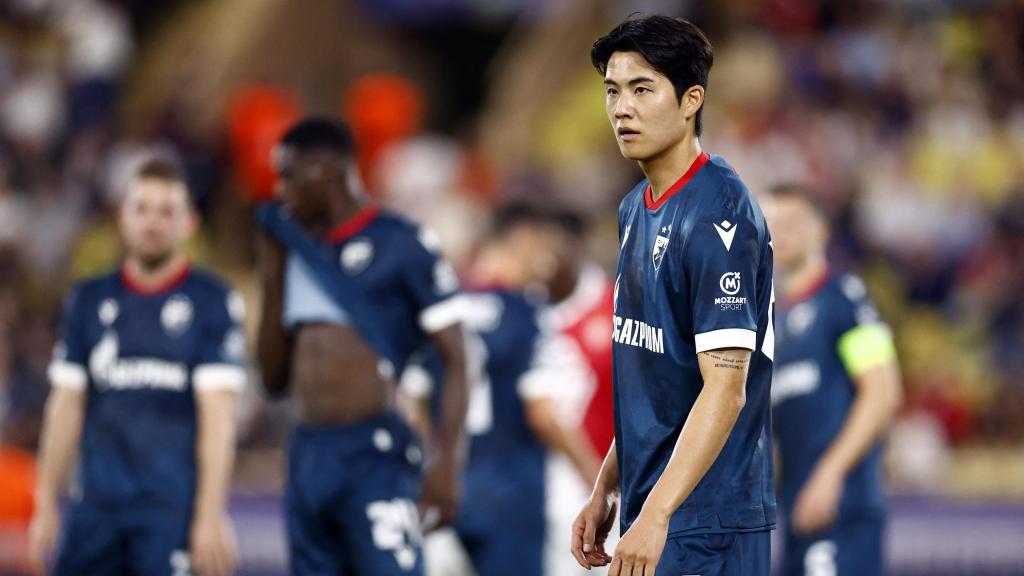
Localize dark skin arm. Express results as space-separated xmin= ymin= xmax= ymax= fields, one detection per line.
xmin=257 ymin=232 xmax=293 ymax=397
xmin=419 ymin=322 xmax=468 ymax=530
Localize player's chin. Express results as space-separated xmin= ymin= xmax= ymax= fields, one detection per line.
xmin=617 ymin=141 xmax=651 ymax=161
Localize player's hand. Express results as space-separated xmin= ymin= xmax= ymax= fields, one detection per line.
xmin=608 ymin=509 xmax=668 ymax=576
xmin=571 ymin=490 xmax=617 ymax=569
xmin=27 ymin=499 xmax=60 ymax=575
xmin=189 ymin=512 xmax=239 ymax=576
xmin=419 ymin=456 xmax=460 ymax=532
xmin=792 ymin=463 xmax=843 ymax=536
xmin=258 ymin=230 xmax=287 ymax=275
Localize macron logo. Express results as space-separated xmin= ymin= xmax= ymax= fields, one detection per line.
xmin=714 ymin=220 xmax=736 ymax=251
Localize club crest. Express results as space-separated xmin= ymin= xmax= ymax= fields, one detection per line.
xmin=652 ymin=225 xmax=672 ymax=271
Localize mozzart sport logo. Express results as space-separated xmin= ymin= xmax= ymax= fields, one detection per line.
xmin=716 ymin=272 xmax=746 ymax=310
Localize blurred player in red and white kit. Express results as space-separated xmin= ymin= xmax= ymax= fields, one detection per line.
xmin=531 ymin=208 xmax=617 ymax=576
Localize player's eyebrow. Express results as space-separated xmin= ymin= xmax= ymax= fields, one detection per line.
xmin=604 ymin=76 xmax=657 ymax=87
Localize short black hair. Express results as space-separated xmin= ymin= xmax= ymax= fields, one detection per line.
xmin=546 ymin=207 xmax=587 ymax=240
xmin=135 ymin=155 xmax=186 ymax=184
xmin=491 ymin=202 xmax=547 ymax=239
xmin=591 ymin=15 xmax=714 ymax=136
xmin=280 ymin=117 xmax=355 ymax=156
xmin=767 ymin=183 xmax=830 ymax=221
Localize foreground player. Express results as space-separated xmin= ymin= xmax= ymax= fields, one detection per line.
xmin=766 ymin=185 xmax=902 ymax=575
xmin=257 ymin=118 xmax=467 ymax=575
xmin=30 ymin=158 xmax=245 ymax=576
xmin=573 ymin=16 xmax=776 ymax=575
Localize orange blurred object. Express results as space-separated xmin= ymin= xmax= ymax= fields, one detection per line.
xmin=227 ymin=85 xmax=303 ymax=202
xmin=342 ymin=74 xmax=425 ymax=193
xmin=0 ymin=444 xmax=36 ymax=526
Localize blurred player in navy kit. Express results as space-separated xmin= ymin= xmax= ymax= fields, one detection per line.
xmin=766 ymin=184 xmax=903 ymax=576
xmin=30 ymin=158 xmax=246 ymax=576
xmin=406 ymin=205 xmax=602 ymax=576
xmin=257 ymin=118 xmax=467 ymax=575
xmin=573 ymin=15 xmax=776 ymax=575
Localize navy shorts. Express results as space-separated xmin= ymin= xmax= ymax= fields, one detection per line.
xmin=781 ymin=514 xmax=884 ymax=576
xmin=54 ymin=502 xmax=193 ymax=576
xmin=656 ymin=529 xmax=771 ymax=575
xmin=287 ymin=412 xmax=425 ymax=576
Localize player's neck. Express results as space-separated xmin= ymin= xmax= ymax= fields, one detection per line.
xmin=124 ymin=252 xmax=189 ymax=291
xmin=327 ymin=195 xmax=368 ymax=232
xmin=641 ymin=135 xmax=702 ymax=201
xmin=784 ymin=253 xmax=828 ymax=302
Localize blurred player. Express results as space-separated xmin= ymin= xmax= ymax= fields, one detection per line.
xmin=29 ymin=158 xmax=246 ymax=576
xmin=531 ymin=208 xmax=611 ymax=576
xmin=404 ymin=205 xmax=602 ymax=576
xmin=766 ymin=184 xmax=903 ymax=576
xmin=257 ymin=118 xmax=467 ymax=576
xmin=573 ymin=15 xmax=776 ymax=575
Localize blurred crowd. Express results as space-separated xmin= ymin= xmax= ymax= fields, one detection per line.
xmin=0 ymin=0 xmax=1021 ymax=541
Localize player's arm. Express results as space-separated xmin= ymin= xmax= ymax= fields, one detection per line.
xmin=192 ymin=387 xmax=239 ymax=576
xmin=190 ymin=291 xmax=247 ymax=576
xmin=421 ymin=323 xmax=468 ymax=529
xmin=519 ymin=334 xmax=601 ymax=485
xmin=30 ymin=288 xmax=90 ymax=573
xmin=29 ymin=385 xmax=85 ymax=573
xmin=523 ymin=397 xmax=601 ymax=485
xmin=256 ymin=231 xmax=293 ymax=396
xmin=572 ymin=439 xmax=619 ymax=569
xmin=792 ymin=323 xmax=902 ymax=535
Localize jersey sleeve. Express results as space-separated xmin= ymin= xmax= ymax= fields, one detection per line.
xmin=47 ymin=286 xmax=89 ymax=390
xmin=684 ymin=200 xmax=764 ymax=353
xmin=193 ymin=288 xmax=247 ymax=392
xmin=832 ymin=275 xmax=897 ymax=377
xmin=517 ymin=329 xmax=565 ymax=401
xmin=403 ymin=227 xmax=464 ymax=334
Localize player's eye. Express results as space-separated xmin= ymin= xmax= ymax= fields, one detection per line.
xmin=635 ymin=86 xmax=650 ymax=95
xmin=606 ymin=87 xmax=618 ymax=96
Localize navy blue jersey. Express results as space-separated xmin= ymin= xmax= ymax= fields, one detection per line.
xmin=283 ymin=206 xmax=462 ymax=375
xmin=612 ymin=151 xmax=776 ymax=536
xmin=772 ymin=272 xmax=892 ymax=519
xmin=401 ymin=289 xmax=547 ymax=536
xmin=48 ymin=265 xmax=246 ymax=509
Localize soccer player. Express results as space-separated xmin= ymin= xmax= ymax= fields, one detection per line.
xmin=257 ymin=118 xmax=468 ymax=575
xmin=572 ymin=16 xmax=777 ymax=575
xmin=29 ymin=158 xmax=246 ymax=576
xmin=405 ymin=205 xmax=601 ymax=576
xmin=532 ymin=208 xmax=612 ymax=576
xmin=766 ymin=184 xmax=903 ymax=576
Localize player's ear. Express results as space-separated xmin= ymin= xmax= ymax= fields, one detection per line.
xmin=681 ymin=84 xmax=704 ymax=121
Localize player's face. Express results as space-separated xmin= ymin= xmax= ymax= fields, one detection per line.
xmin=603 ymin=51 xmax=695 ymax=162
xmin=766 ymin=195 xmax=825 ymax=272
xmin=120 ymin=177 xmax=195 ymax=266
xmin=273 ymin=146 xmax=335 ymax=225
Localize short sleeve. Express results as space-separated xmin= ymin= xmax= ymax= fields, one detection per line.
xmin=47 ymin=286 xmax=89 ymax=390
xmin=404 ymin=228 xmax=464 ymax=334
xmin=193 ymin=289 xmax=247 ymax=392
xmin=833 ymin=275 xmax=897 ymax=377
xmin=685 ymin=206 xmax=763 ymax=353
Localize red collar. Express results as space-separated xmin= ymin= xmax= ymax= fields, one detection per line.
xmin=326 ymin=206 xmax=380 ymax=244
xmin=121 ymin=260 xmax=192 ymax=296
xmin=786 ymin=269 xmax=830 ymax=305
xmin=645 ymin=151 xmax=711 ymax=210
